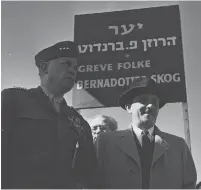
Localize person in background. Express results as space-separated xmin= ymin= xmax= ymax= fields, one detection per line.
xmin=96 ymin=77 xmax=197 ymax=189
xmin=196 ymin=181 xmax=201 ymax=189
xmin=1 ymin=41 xmax=98 ymax=189
xmin=88 ymin=115 xmax=118 ymax=143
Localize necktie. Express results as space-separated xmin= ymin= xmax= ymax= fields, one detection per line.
xmin=141 ymin=130 xmax=150 ymax=148
xmin=141 ymin=130 xmax=151 ymax=189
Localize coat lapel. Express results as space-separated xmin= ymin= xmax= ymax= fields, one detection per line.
xmin=115 ymin=128 xmax=141 ymax=166
xmin=152 ymin=126 xmax=169 ymax=166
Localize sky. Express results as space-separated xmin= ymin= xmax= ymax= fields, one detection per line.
xmin=1 ymin=1 xmax=201 ymax=182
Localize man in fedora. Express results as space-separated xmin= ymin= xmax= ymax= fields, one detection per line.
xmin=1 ymin=41 xmax=98 ymax=189
xmin=96 ymin=77 xmax=197 ymax=189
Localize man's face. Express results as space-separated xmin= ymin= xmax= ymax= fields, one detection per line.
xmin=47 ymin=57 xmax=77 ymax=93
xmin=127 ymin=93 xmax=160 ymax=128
xmin=90 ymin=117 xmax=110 ymax=141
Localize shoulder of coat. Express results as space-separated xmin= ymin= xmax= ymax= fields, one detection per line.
xmin=2 ymin=86 xmax=28 ymax=93
xmin=13 ymin=86 xmax=28 ymax=91
xmin=70 ymin=107 xmax=84 ymax=120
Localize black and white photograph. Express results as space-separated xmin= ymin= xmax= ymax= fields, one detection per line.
xmin=1 ymin=1 xmax=201 ymax=189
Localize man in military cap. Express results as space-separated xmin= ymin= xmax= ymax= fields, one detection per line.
xmin=96 ymin=77 xmax=197 ymax=189
xmin=1 ymin=41 xmax=98 ymax=189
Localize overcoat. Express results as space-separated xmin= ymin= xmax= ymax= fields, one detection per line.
xmin=1 ymin=87 xmax=98 ymax=189
xmin=96 ymin=126 xmax=197 ymax=189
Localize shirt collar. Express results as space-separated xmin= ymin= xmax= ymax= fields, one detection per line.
xmin=40 ymin=85 xmax=64 ymax=103
xmin=132 ymin=125 xmax=155 ymax=140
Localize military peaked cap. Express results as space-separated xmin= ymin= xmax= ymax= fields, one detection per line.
xmin=35 ymin=41 xmax=79 ymax=67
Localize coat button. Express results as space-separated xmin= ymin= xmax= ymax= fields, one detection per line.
xmin=129 ymin=170 xmax=134 ymax=175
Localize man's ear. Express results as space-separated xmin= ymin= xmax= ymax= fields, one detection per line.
xmin=39 ymin=62 xmax=49 ymax=74
xmin=125 ymin=104 xmax=132 ymax=113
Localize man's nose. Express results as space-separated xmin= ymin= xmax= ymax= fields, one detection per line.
xmin=146 ymin=103 xmax=154 ymax=109
xmin=66 ymin=68 xmax=77 ymax=78
xmin=69 ymin=62 xmax=78 ymax=72
xmin=96 ymin=127 xmax=101 ymax=134
xmin=146 ymin=104 xmax=154 ymax=112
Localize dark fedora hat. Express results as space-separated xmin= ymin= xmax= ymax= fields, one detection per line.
xmin=119 ymin=77 xmax=166 ymax=110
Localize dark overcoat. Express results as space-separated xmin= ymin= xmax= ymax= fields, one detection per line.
xmin=1 ymin=87 xmax=98 ymax=189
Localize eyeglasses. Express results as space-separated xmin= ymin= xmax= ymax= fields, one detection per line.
xmin=91 ymin=125 xmax=108 ymax=132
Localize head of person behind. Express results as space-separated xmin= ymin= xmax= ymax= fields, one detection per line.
xmin=35 ymin=41 xmax=78 ymax=97
xmin=196 ymin=181 xmax=201 ymax=189
xmin=119 ymin=77 xmax=166 ymax=131
xmin=88 ymin=115 xmax=118 ymax=142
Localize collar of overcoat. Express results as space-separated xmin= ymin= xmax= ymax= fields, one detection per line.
xmin=115 ymin=125 xmax=169 ymax=167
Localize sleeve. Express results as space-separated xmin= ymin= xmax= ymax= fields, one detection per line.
xmin=1 ymin=89 xmax=16 ymax=189
xmin=181 ymin=138 xmax=197 ymax=189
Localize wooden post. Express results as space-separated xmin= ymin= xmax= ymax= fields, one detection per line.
xmin=182 ymin=102 xmax=191 ymax=152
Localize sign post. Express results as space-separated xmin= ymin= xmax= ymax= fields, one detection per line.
xmin=182 ymin=102 xmax=191 ymax=151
